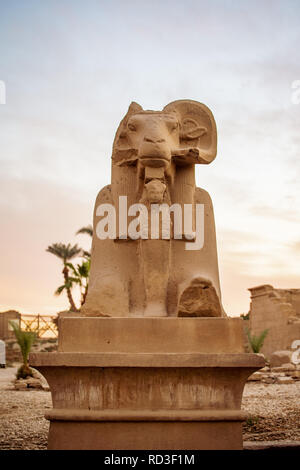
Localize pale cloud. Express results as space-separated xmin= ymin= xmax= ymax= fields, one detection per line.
xmin=249 ymin=205 xmax=299 ymax=222
xmin=0 ymin=0 xmax=299 ymax=316
xmin=290 ymin=241 xmax=300 ymax=253
xmin=0 ymin=178 xmax=92 ymax=314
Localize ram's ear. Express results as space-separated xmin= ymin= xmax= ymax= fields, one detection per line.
xmin=112 ymin=102 xmax=143 ymax=163
xmin=163 ymin=100 xmax=217 ymax=164
xmin=127 ymin=101 xmax=143 ymax=115
xmin=181 ymin=118 xmax=207 ymax=140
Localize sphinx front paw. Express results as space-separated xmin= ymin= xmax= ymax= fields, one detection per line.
xmin=177 ymin=277 xmax=222 ymax=317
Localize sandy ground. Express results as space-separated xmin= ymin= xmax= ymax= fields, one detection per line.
xmin=0 ymin=367 xmax=51 ymax=450
xmin=0 ymin=366 xmax=299 ymax=450
xmin=242 ymin=380 xmax=300 ymax=442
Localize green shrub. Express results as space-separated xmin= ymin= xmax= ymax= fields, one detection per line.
xmin=240 ymin=312 xmax=250 ymax=320
xmin=9 ymin=321 xmax=36 ymax=378
xmin=16 ymin=364 xmax=34 ymax=379
xmin=246 ymin=328 xmax=268 ymax=353
xmin=246 ymin=415 xmax=260 ymax=427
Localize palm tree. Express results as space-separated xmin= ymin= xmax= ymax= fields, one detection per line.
xmin=67 ymin=259 xmax=90 ymax=306
xmin=9 ymin=321 xmax=36 ymax=379
xmin=46 ymin=243 xmax=82 ymax=311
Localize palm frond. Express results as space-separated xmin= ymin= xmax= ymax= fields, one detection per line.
xmin=76 ymin=225 xmax=93 ymax=237
xmin=82 ymin=250 xmax=91 ymax=259
xmin=77 ymin=260 xmax=90 ymax=278
xmin=46 ymin=243 xmax=82 ymax=263
xmin=65 ymin=262 xmax=79 ymax=276
xmin=68 ymin=277 xmax=81 ymax=284
xmin=55 ymin=285 xmax=66 ymax=296
xmin=246 ymin=328 xmax=269 ymax=353
xmin=9 ymin=321 xmax=36 ymax=365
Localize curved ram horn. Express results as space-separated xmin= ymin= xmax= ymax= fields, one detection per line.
xmin=163 ymin=99 xmax=217 ymax=164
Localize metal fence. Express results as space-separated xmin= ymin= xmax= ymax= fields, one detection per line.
xmin=20 ymin=314 xmax=58 ymax=338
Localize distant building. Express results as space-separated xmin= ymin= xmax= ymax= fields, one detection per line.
xmin=0 ymin=310 xmax=21 ymax=339
xmin=249 ymin=285 xmax=300 ymax=357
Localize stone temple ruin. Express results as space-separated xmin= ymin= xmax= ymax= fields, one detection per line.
xmin=249 ymin=285 xmax=300 ymax=357
xmin=30 ymin=100 xmax=264 ymax=450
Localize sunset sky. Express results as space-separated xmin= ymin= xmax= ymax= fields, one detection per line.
xmin=0 ymin=0 xmax=299 ymax=316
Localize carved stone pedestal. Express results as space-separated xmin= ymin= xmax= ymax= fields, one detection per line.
xmin=30 ymin=317 xmax=264 ymax=450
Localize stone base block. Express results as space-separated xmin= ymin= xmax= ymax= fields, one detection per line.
xmin=30 ymin=350 xmax=264 ymax=450
xmin=57 ymin=316 xmax=245 ymax=353
xmin=29 ymin=317 xmax=264 ymax=450
xmin=47 ymin=420 xmax=243 ymax=450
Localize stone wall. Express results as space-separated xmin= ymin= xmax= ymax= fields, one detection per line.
xmin=0 ymin=311 xmax=20 ymax=340
xmin=249 ymin=285 xmax=300 ymax=358
xmin=276 ymin=288 xmax=300 ymax=315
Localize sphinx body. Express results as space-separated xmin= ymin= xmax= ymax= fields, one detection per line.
xmin=82 ymin=100 xmax=226 ymax=318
